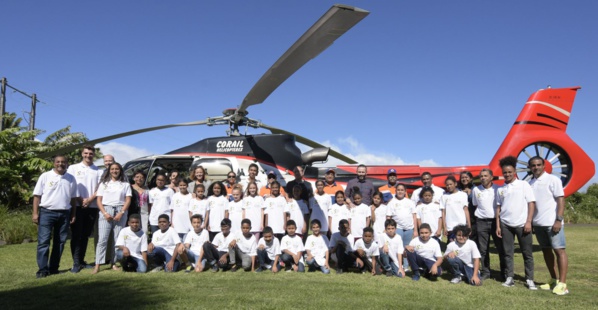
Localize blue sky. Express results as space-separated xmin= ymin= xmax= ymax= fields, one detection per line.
xmin=2 ymin=1 xmax=597 ymax=189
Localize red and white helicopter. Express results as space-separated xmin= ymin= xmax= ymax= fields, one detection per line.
xmin=42 ymin=4 xmax=594 ymax=196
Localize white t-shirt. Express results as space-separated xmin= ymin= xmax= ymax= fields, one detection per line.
xmin=188 ymin=198 xmax=209 ymax=218
xmin=373 ymin=204 xmax=388 ymax=235
xmin=386 ymin=197 xmax=417 ymax=230
xmin=242 ymin=195 xmax=265 ymax=232
xmin=312 ymin=194 xmax=331 ymax=232
xmin=97 ymin=180 xmax=132 ymax=206
xmin=258 ymin=237 xmax=281 ymax=260
xmin=280 ymin=234 xmax=305 ymax=263
xmin=329 ymin=232 xmax=355 ymax=253
xmin=33 ymin=170 xmax=77 ymax=210
xmin=116 ymin=227 xmax=148 ymax=260
xmin=184 ymin=229 xmax=209 ymax=256
xmin=445 ymin=239 xmax=481 ymax=268
xmin=472 ymin=184 xmax=499 ymax=219
xmin=305 ymin=234 xmax=330 ymax=266
xmin=350 ymin=203 xmax=371 ymax=238
xmin=151 ymin=227 xmax=180 ymax=256
xmin=207 ymin=195 xmax=229 ymax=232
xmin=170 ymin=192 xmax=192 ymax=234
xmin=148 ymin=187 xmax=174 ymax=226
xmin=285 ymin=199 xmax=309 ymax=234
xmin=227 ymin=200 xmax=244 ymax=233
xmin=378 ymin=233 xmax=403 ymax=267
xmin=497 ymin=179 xmax=536 ymax=227
xmin=354 ymin=238 xmax=380 ymax=263
xmin=411 ymin=185 xmax=445 ymax=204
xmin=529 ymin=172 xmax=565 ymax=226
xmin=264 ymin=195 xmax=287 ymax=234
xmin=328 ymin=204 xmax=351 ymax=234
xmin=67 ymin=162 xmax=100 ymax=208
xmin=440 ymin=191 xmax=469 ymax=231
xmin=212 ymin=232 xmax=236 ymax=252
xmin=416 ymin=202 xmax=442 ymax=235
xmin=409 ymin=237 xmax=442 ymax=261
xmin=234 ymin=232 xmax=257 ymax=256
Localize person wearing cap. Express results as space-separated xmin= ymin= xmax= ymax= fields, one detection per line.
xmin=378 ymin=168 xmax=400 ymax=204
xmin=345 ymin=164 xmax=375 ymax=206
xmin=411 ymin=172 xmax=445 ymax=205
xmin=285 ymin=166 xmax=313 ymax=202
xmin=323 ymin=169 xmax=343 ymax=204
xmin=259 ymin=170 xmax=287 ymax=198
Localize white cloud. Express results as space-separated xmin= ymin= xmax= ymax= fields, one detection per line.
xmin=93 ymin=142 xmax=154 ymax=166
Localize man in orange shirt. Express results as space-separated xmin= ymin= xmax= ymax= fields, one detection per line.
xmin=323 ymin=169 xmax=343 ymax=204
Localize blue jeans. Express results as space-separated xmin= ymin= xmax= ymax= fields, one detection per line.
xmin=379 ymin=252 xmax=403 ymax=277
xmin=397 ymin=228 xmax=414 ymax=269
xmin=257 ymin=249 xmax=280 ymax=271
xmin=116 ymin=249 xmax=147 ymax=273
xmin=446 ymin=256 xmax=478 ymax=285
xmin=306 ymin=258 xmax=330 ymax=274
xmin=186 ymin=251 xmax=207 ymax=269
xmin=37 ymin=208 xmax=70 ymax=274
xmin=280 ymin=253 xmax=305 ymax=272
xmin=406 ymin=251 xmax=442 ymax=278
xmin=148 ymin=247 xmax=180 ymax=272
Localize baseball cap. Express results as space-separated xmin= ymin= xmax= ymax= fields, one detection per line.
xmin=267 ymin=170 xmax=276 ymax=176
xmin=326 ymin=168 xmax=335 ymax=175
xmin=387 ymin=168 xmax=397 ymax=175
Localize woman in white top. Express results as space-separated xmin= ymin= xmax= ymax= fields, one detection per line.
xmin=93 ymin=162 xmax=132 ymax=274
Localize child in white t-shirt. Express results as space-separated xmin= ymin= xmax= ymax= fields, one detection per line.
xmin=201 ymin=218 xmax=236 ymax=272
xmin=227 ymin=185 xmax=244 ymax=234
xmin=371 ymin=192 xmax=388 ymax=241
xmin=378 ymin=219 xmax=405 ymax=277
xmin=445 ymin=225 xmax=482 ymax=285
xmin=312 ymin=180 xmax=331 ymax=235
xmin=178 ymin=214 xmax=209 ymax=272
xmin=206 ymin=181 xmax=229 ymax=241
xmin=286 ymin=185 xmax=310 ymax=237
xmin=148 ymin=214 xmax=181 ymax=272
xmin=405 ymin=223 xmax=443 ymax=281
xmin=115 ymin=214 xmax=148 ymax=273
xmin=170 ymin=179 xmax=192 ymax=241
xmin=305 ymin=219 xmax=330 ymax=274
xmin=256 ymin=226 xmax=281 ymax=273
xmin=350 ymin=192 xmax=371 ymax=240
xmin=416 ymin=187 xmax=443 ymax=241
xmin=188 ymin=184 xmax=208 ymax=227
xmin=440 ymin=176 xmax=470 ymax=242
xmin=329 ymin=219 xmax=362 ymax=274
xmin=228 ymin=219 xmax=257 ymax=272
xmin=148 ymin=174 xmax=175 ymax=233
xmin=280 ymin=220 xmax=305 ymax=272
xmin=328 ymin=191 xmax=351 ymax=235
xmin=354 ymin=227 xmax=381 ymax=275
xmin=243 ymin=182 xmax=265 ymax=241
xmin=264 ymin=181 xmax=287 ymax=240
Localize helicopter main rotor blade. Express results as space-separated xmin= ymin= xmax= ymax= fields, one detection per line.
xmin=259 ymin=123 xmax=358 ymax=164
xmin=235 ymin=4 xmax=369 ymax=121
xmin=37 ymin=119 xmax=211 ymax=159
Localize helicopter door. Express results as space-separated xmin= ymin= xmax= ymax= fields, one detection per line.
xmin=190 ymin=158 xmax=234 ymax=183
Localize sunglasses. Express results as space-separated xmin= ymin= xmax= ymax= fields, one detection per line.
xmin=227 ymin=175 xmax=235 ymax=178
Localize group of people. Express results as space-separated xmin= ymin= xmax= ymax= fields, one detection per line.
xmin=33 ymin=148 xmax=569 ymax=295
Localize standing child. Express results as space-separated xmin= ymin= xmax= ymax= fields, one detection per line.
xmin=170 ymin=178 xmax=192 ymax=241
xmin=406 ymin=223 xmax=443 ymax=281
xmin=329 ymin=219 xmax=362 ymax=274
xmin=178 ymin=214 xmax=209 ymax=273
xmin=228 ymin=219 xmax=257 ymax=272
xmin=256 ymin=226 xmax=281 ymax=273
xmin=243 ymin=182 xmax=265 ymax=241
xmin=328 ymin=191 xmax=351 ymax=235
xmin=445 ymin=224 xmax=482 ymax=285
xmin=280 ymin=220 xmax=305 ymax=272
xmin=440 ymin=176 xmax=471 ymax=242
xmin=350 ymin=192 xmax=371 ymax=241
xmin=305 ymin=219 xmax=330 ymax=274
xmin=264 ymin=181 xmax=287 ymax=240
xmin=227 ymin=185 xmax=244 ymax=234
xmin=416 ymin=187 xmax=443 ymax=243
xmin=286 ymin=185 xmax=310 ymax=238
xmin=115 ymin=214 xmax=148 ymax=273
xmin=371 ymin=191 xmax=388 ymax=241
xmin=206 ymin=181 xmax=228 ymax=241
xmin=147 ymin=214 xmax=181 ymax=272
xmin=386 ymin=183 xmax=418 ymax=270
xmin=354 ymin=227 xmax=381 ymax=276
xmin=148 ymin=174 xmax=174 ymax=233
xmin=378 ymin=219 xmax=405 ymax=277
xmin=202 ymin=218 xmax=236 ymax=272
xmin=312 ymin=180 xmax=331 ymax=236
xmin=188 ymin=184 xmax=208 ymax=227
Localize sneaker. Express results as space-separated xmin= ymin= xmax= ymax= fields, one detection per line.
xmin=264 ymin=264 xmax=272 ymax=270
xmin=210 ymin=264 xmax=219 ymax=273
xmin=70 ymin=265 xmax=82 ymax=274
xmin=526 ymin=279 xmax=538 ymax=290
xmin=480 ymin=273 xmax=491 ymax=281
xmin=553 ymin=282 xmax=569 ymax=295
xmin=255 ymin=267 xmax=264 ymax=273
xmin=412 ymin=273 xmax=421 ymax=281
xmin=184 ymin=266 xmax=193 ymax=273
xmin=230 ymin=265 xmax=238 ymax=272
xmin=150 ymin=266 xmax=163 ymax=273
xmin=36 ymin=271 xmax=49 ymax=279
xmin=450 ymin=277 xmax=462 ymax=284
xmin=540 ymin=278 xmax=558 ymax=290
xmin=385 ymin=271 xmax=393 ymax=277
xmin=336 ymin=268 xmax=344 ymax=274
xmin=502 ymin=277 xmax=515 ymax=287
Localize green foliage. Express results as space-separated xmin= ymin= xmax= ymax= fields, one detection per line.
xmin=0 ymin=206 xmax=37 ymax=244
xmin=565 ymin=189 xmax=598 ymax=224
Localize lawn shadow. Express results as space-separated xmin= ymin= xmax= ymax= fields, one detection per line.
xmin=0 ymin=278 xmax=161 ymax=310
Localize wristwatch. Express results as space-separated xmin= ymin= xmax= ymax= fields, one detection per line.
xmin=556 ymin=215 xmax=564 ymax=221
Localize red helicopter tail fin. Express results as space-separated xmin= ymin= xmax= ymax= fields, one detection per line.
xmin=488 ymin=86 xmax=594 ymax=196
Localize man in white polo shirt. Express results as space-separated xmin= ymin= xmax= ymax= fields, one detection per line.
xmin=32 ymin=155 xmax=78 ymax=278
xmin=411 ymin=172 xmax=445 ymax=204
xmin=528 ymin=156 xmax=569 ymax=295
xmin=495 ymin=156 xmax=536 ymax=289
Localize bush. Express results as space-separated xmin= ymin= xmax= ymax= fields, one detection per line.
xmin=0 ymin=206 xmax=38 ymax=244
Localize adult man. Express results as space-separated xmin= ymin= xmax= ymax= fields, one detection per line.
xmin=528 ymin=156 xmax=569 ymax=295
xmin=472 ymin=168 xmax=506 ymax=280
xmin=240 ymin=163 xmax=262 ymax=191
xmin=259 ymin=170 xmax=287 ymax=198
xmin=286 ymin=166 xmax=313 ymax=201
xmin=411 ymin=172 xmax=445 ymax=204
xmin=323 ymin=168 xmax=343 ymax=204
xmin=378 ymin=168 xmax=399 ymax=203
xmin=32 ymin=155 xmax=78 ymax=278
xmin=495 ymin=156 xmax=536 ymax=289
xmin=67 ymin=145 xmax=101 ymax=273
xmin=345 ymin=164 xmax=375 ymax=206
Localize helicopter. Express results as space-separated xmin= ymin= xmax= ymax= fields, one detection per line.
xmin=40 ymin=4 xmax=594 ymax=196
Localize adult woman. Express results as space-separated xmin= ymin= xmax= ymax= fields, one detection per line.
xmin=131 ymin=170 xmax=149 ymax=233
xmin=458 ymin=171 xmax=476 ymax=241
xmin=168 ymin=170 xmax=179 ymax=192
xmin=93 ymin=162 xmax=132 ymax=274
xmin=188 ymin=166 xmax=211 ymax=195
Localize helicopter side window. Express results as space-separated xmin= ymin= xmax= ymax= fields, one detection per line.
xmin=191 ymin=158 xmax=234 ymax=183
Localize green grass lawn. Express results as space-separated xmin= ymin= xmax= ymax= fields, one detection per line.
xmin=1 ymin=225 xmax=597 ymax=310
